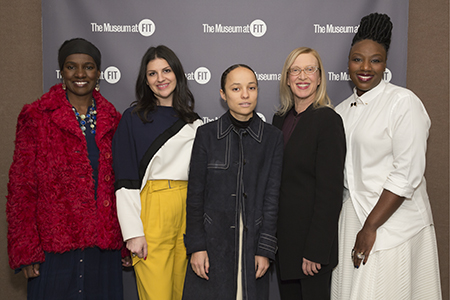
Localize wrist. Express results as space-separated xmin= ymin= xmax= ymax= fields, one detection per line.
xmin=362 ymin=221 xmax=378 ymax=232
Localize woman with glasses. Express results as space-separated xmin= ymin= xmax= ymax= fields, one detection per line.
xmin=331 ymin=13 xmax=441 ymax=300
xmin=273 ymin=47 xmax=346 ymax=300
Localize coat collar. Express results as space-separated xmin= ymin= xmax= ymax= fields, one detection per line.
xmin=38 ymin=84 xmax=118 ymax=142
xmin=273 ymin=102 xmax=315 ymax=129
xmin=352 ymin=79 xmax=387 ymax=105
xmin=217 ymin=110 xmax=264 ymax=143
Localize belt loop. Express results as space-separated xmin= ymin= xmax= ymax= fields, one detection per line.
xmin=168 ymin=180 xmax=171 ymax=189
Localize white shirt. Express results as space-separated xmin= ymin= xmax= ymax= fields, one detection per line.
xmin=336 ymin=80 xmax=434 ymax=252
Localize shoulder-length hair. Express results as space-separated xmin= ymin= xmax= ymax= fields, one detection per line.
xmin=276 ymin=47 xmax=332 ymax=116
xmin=133 ymin=45 xmax=197 ymax=123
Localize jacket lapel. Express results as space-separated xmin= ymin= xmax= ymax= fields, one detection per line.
xmin=272 ymin=113 xmax=286 ymax=130
xmin=217 ymin=111 xmax=264 ymax=143
xmin=47 ymin=88 xmax=85 ymax=141
xmin=217 ymin=111 xmax=234 ymax=139
xmin=246 ymin=114 xmax=264 ymax=143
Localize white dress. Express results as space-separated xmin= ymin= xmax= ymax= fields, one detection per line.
xmin=331 ymin=81 xmax=442 ymax=300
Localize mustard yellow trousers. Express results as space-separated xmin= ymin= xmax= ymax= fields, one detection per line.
xmin=132 ymin=180 xmax=188 ymax=300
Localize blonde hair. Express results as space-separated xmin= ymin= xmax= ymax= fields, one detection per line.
xmin=277 ymin=47 xmax=332 ymax=116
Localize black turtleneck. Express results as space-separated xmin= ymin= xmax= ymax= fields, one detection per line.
xmin=228 ymin=111 xmax=253 ymax=129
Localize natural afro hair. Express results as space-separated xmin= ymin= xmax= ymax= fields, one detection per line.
xmin=352 ymin=13 xmax=393 ymax=54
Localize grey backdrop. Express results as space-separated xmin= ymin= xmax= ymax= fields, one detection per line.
xmin=42 ymin=1 xmax=409 ymax=299
xmin=43 ymin=0 xmax=408 ymax=121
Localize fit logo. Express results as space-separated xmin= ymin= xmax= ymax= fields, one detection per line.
xmin=103 ymin=66 xmax=121 ymax=84
xmin=139 ymin=19 xmax=156 ymax=37
xmin=250 ymin=19 xmax=267 ymax=37
xmin=194 ymin=67 xmax=211 ymax=85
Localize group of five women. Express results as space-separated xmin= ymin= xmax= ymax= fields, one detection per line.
xmin=6 ymin=12 xmax=441 ymax=300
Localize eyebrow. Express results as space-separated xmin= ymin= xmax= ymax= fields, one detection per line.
xmin=350 ymin=51 xmax=384 ymax=56
xmin=64 ymin=61 xmax=96 ymax=65
xmin=230 ymin=81 xmax=257 ymax=85
xmin=290 ymin=65 xmax=317 ymax=67
xmin=147 ymin=66 xmax=171 ymax=72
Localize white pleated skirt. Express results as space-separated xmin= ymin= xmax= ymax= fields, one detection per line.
xmin=331 ymin=199 xmax=442 ymax=300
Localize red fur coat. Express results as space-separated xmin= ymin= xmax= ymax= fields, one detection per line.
xmin=6 ymin=84 xmax=123 ymax=270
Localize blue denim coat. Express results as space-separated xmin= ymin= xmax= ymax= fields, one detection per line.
xmin=183 ymin=111 xmax=283 ymax=300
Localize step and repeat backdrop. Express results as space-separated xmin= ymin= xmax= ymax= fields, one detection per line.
xmin=43 ymin=0 xmax=408 ymax=123
xmin=42 ymin=1 xmax=408 ymax=299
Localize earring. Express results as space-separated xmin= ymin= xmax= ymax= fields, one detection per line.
xmin=62 ymin=82 xmax=66 ymax=90
xmin=95 ymin=80 xmax=100 ymax=92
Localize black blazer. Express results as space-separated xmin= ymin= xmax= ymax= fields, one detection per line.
xmin=273 ymin=104 xmax=346 ymax=280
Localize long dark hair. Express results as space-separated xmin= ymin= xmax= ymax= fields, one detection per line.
xmin=133 ymin=45 xmax=197 ymax=123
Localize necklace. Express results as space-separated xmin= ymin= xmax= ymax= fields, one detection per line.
xmin=72 ymin=99 xmax=97 ymax=135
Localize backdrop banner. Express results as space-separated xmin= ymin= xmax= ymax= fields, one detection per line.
xmin=43 ymin=0 xmax=408 ymax=121
xmin=42 ymin=1 xmax=409 ymax=299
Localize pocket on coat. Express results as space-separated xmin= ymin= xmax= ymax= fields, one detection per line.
xmin=207 ymin=137 xmax=231 ymax=169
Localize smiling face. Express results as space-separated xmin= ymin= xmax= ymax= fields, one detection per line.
xmin=62 ymin=53 xmax=100 ymax=99
xmin=146 ymin=57 xmax=177 ymax=106
xmin=287 ymin=53 xmax=321 ymax=105
xmin=348 ymin=39 xmax=387 ymax=96
xmin=220 ymin=67 xmax=258 ymax=122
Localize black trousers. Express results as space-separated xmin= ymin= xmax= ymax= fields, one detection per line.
xmin=276 ymin=264 xmax=331 ymax=300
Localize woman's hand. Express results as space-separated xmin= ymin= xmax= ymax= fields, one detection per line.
xmin=126 ymin=236 xmax=148 ymax=260
xmin=23 ymin=263 xmax=40 ymax=278
xmin=190 ymin=251 xmax=210 ymax=280
xmin=302 ymin=257 xmax=321 ymax=276
xmin=352 ymin=189 xmax=404 ymax=268
xmin=121 ymin=256 xmax=132 ymax=267
xmin=255 ymin=255 xmax=270 ymax=278
xmin=352 ymin=226 xmax=377 ymax=268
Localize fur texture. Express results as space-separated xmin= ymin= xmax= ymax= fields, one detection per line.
xmin=6 ymin=84 xmax=123 ymax=269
